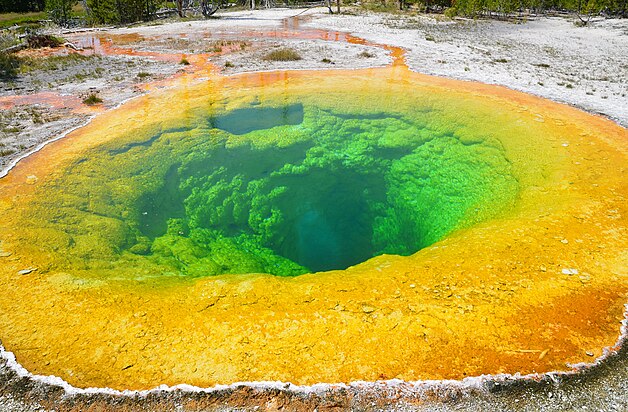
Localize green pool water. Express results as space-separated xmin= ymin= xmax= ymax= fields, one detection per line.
xmin=23 ymin=79 xmax=521 ymax=278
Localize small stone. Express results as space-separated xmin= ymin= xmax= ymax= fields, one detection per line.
xmin=26 ymin=175 xmax=38 ymax=185
xmin=539 ymin=265 xmax=547 ymax=272
xmin=0 ymin=251 xmax=12 ymax=257
xmin=362 ymin=305 xmax=376 ymax=314
xmin=586 ymin=351 xmax=594 ymax=357
xmin=561 ymin=268 xmax=578 ymax=275
xmin=18 ymin=268 xmax=37 ymax=275
xmin=562 ymin=143 xmax=569 ymax=147
xmin=560 ymin=239 xmax=569 ymax=244
xmin=409 ymin=284 xmax=416 ymax=288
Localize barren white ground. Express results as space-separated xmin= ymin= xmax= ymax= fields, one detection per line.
xmin=306 ymin=9 xmax=628 ymax=126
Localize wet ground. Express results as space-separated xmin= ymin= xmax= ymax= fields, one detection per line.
xmin=0 ymin=340 xmax=626 ymax=411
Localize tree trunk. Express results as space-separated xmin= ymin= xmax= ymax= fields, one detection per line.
xmin=325 ymin=0 xmax=333 ymax=13
xmin=336 ymin=0 xmax=340 ymax=14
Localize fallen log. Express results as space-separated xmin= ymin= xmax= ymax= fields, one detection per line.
xmin=1 ymin=43 xmax=26 ymax=54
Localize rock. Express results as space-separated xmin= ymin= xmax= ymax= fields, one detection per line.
xmin=18 ymin=268 xmax=37 ymax=275
xmin=0 ymin=251 xmax=12 ymax=257
xmin=362 ymin=305 xmax=376 ymax=314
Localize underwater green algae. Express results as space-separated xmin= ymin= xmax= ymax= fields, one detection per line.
xmin=20 ymin=82 xmax=521 ymax=278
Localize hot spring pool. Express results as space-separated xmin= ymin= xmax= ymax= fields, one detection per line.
xmin=0 ymin=67 xmax=625 ymax=390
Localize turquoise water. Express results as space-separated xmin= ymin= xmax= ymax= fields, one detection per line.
xmin=122 ymin=101 xmax=519 ymax=276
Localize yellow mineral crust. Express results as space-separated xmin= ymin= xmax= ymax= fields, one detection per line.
xmin=0 ymin=67 xmax=626 ymax=390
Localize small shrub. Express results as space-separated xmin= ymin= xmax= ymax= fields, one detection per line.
xmin=321 ymin=58 xmax=333 ymax=64
xmin=0 ymin=148 xmax=16 ymax=156
xmin=83 ymin=93 xmax=103 ymax=106
xmin=224 ymin=61 xmax=234 ymax=68
xmin=358 ymin=51 xmax=374 ymax=58
xmin=137 ymin=71 xmax=151 ymax=79
xmin=180 ymin=57 xmax=190 ymax=65
xmin=31 ymin=112 xmax=44 ymax=124
xmin=532 ymin=63 xmax=550 ymax=68
xmin=494 ymin=58 xmax=508 ymax=63
xmin=444 ymin=7 xmax=458 ymax=18
xmin=26 ymin=34 xmax=64 ymax=49
xmin=263 ymin=48 xmax=301 ymax=62
xmin=565 ymin=83 xmax=573 ymax=89
xmin=0 ymin=52 xmax=20 ymax=79
xmin=425 ymin=35 xmax=435 ymax=42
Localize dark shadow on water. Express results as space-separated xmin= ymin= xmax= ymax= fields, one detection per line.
xmin=209 ymin=103 xmax=304 ymax=135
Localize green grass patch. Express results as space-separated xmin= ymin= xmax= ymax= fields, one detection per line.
xmin=263 ymin=48 xmax=302 ymax=62
xmin=0 ymin=12 xmax=46 ymax=29
xmin=19 ymin=53 xmax=97 ymax=73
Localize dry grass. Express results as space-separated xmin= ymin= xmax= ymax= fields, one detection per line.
xmin=263 ymin=48 xmax=301 ymax=62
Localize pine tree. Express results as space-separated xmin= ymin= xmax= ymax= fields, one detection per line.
xmin=45 ymin=0 xmax=77 ymax=25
